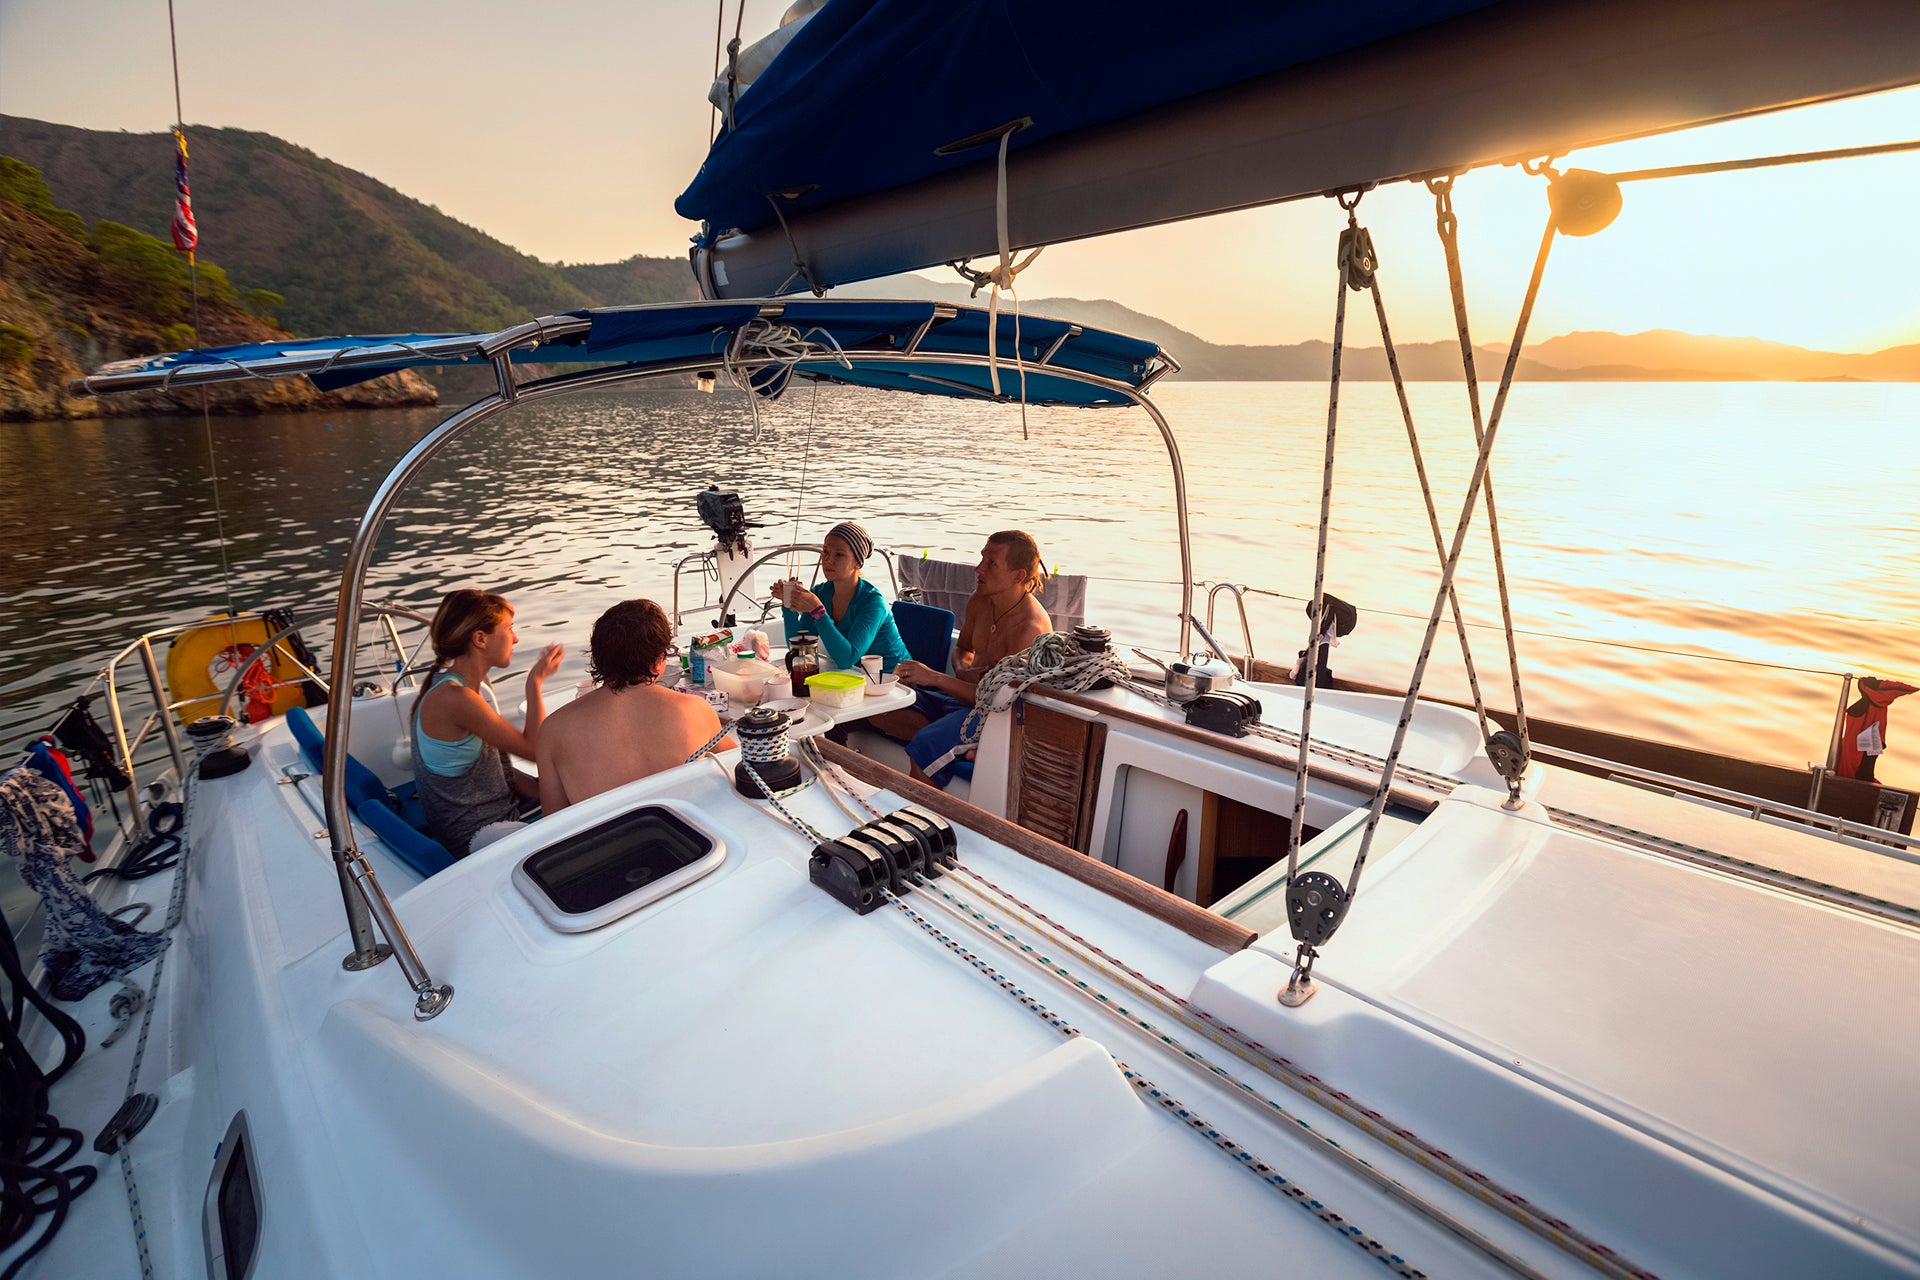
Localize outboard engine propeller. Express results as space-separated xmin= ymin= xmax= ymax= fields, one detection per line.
xmin=696 ymin=486 xmax=762 ymax=626
xmin=733 ymin=705 xmax=802 ymax=798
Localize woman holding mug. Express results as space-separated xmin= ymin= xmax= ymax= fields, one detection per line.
xmin=773 ymin=521 xmax=910 ymax=672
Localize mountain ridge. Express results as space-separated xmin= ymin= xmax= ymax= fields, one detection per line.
xmin=3 ymin=115 xmax=1915 ymax=387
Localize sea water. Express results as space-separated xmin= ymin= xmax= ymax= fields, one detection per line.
xmin=2 ymin=381 xmax=1914 ymax=883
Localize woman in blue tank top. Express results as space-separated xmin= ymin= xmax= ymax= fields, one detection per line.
xmin=409 ymin=589 xmax=564 ymax=857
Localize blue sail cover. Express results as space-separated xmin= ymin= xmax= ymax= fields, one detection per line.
xmin=76 ymin=299 xmax=1168 ymax=408
xmin=676 ymin=0 xmax=1496 ymax=238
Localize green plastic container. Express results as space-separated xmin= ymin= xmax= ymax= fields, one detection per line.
xmin=805 ymin=671 xmax=866 ymax=709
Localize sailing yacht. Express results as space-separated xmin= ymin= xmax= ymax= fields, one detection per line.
xmin=5 ymin=2 xmax=1919 ymax=1276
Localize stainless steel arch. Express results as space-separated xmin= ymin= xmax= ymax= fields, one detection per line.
xmin=319 ymin=328 xmax=1195 ymax=1017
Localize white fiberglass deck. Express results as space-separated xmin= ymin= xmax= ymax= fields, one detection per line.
xmin=20 ymin=706 xmax=1920 ymax=1279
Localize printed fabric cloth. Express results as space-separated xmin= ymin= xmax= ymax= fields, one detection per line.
xmin=0 ymin=764 xmax=168 ymax=1000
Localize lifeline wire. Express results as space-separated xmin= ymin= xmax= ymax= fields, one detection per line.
xmin=913 ymin=870 xmax=1545 ymax=1278
xmin=881 ymin=884 xmax=1426 ymax=1277
xmin=115 ymin=727 xmax=222 ymax=1280
xmin=940 ymin=861 xmax=1659 ymax=1280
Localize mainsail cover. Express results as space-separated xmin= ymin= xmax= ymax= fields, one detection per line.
xmin=679 ymin=0 xmax=1920 ymax=298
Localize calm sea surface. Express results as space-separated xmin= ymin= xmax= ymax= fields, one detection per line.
xmin=3 ymin=380 xmax=1916 ymax=833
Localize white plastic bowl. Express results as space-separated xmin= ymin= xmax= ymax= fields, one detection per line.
xmin=710 ymin=657 xmax=786 ymax=705
xmin=863 ymin=673 xmax=900 ymax=697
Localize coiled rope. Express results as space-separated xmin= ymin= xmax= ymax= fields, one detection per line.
xmin=0 ymin=831 xmax=94 ymax=1280
xmin=921 ymin=634 xmax=1133 ymax=777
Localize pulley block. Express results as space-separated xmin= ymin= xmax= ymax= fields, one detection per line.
xmin=1285 ymin=871 xmax=1351 ymax=946
xmin=1547 ymin=169 xmax=1623 ymax=237
xmin=1338 ymin=225 xmax=1378 ymax=291
xmin=1485 ymin=729 xmax=1531 ymax=782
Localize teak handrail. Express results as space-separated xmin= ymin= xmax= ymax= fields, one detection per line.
xmin=816 ymin=739 xmax=1255 ymax=954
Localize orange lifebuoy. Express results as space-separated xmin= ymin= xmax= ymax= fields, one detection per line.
xmin=166 ymin=615 xmax=310 ymax=725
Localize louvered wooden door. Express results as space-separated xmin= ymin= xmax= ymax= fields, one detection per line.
xmin=1007 ymin=700 xmax=1108 ymax=852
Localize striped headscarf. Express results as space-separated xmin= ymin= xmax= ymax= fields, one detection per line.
xmin=826 ymin=521 xmax=874 ymax=565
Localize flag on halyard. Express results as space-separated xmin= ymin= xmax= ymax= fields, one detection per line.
xmin=170 ymin=128 xmax=198 ymax=254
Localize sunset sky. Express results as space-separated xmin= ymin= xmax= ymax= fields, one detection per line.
xmin=3 ymin=0 xmax=1917 ymax=353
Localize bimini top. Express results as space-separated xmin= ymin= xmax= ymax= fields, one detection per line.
xmin=73 ymin=298 xmax=1173 ymax=409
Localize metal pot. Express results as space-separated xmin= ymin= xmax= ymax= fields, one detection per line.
xmin=1165 ymin=659 xmax=1234 ymax=704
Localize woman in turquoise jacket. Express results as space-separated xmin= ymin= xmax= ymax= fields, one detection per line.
xmin=773 ymin=521 xmax=911 ymax=672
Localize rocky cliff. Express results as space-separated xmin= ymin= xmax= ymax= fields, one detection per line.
xmin=0 ymin=161 xmax=434 ymax=421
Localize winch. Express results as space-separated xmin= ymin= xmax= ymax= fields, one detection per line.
xmin=1069 ymin=625 xmax=1118 ymax=690
xmin=732 ymin=705 xmax=802 ymax=796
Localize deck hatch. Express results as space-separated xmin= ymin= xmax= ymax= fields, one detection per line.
xmin=203 ymin=1110 xmax=262 ymax=1280
xmin=513 ymin=803 xmax=727 ymax=932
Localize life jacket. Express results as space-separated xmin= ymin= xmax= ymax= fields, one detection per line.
xmin=24 ymin=738 xmax=94 ymax=854
xmin=1837 ymin=677 xmax=1918 ymax=782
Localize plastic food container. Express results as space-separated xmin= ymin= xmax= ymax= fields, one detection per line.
xmin=711 ymin=657 xmax=786 ymax=706
xmin=805 ymin=671 xmax=867 ymax=709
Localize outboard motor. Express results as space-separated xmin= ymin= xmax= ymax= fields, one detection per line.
xmin=697 ymin=486 xmax=762 ymax=626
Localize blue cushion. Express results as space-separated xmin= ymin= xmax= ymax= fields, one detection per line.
xmin=286 ymin=705 xmax=325 ymax=773
xmin=892 ymin=600 xmax=956 ymax=672
xmin=356 ymin=797 xmax=454 ymax=876
xmin=288 ymin=705 xmax=401 ymax=816
xmin=390 ymin=780 xmax=426 ymax=831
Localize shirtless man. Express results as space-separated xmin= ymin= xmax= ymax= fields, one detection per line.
xmin=537 ymin=599 xmax=735 ymax=813
xmin=873 ymin=530 xmax=1052 ymax=787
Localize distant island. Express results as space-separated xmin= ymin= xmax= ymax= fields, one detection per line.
xmin=3 ymin=114 xmax=1916 ymax=421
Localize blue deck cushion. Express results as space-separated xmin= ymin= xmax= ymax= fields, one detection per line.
xmin=286 ymin=704 xmax=325 ymax=772
xmin=356 ymin=797 xmax=454 ymax=876
xmin=287 ymin=705 xmax=420 ymax=824
xmin=891 ymin=600 xmax=956 ymax=673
